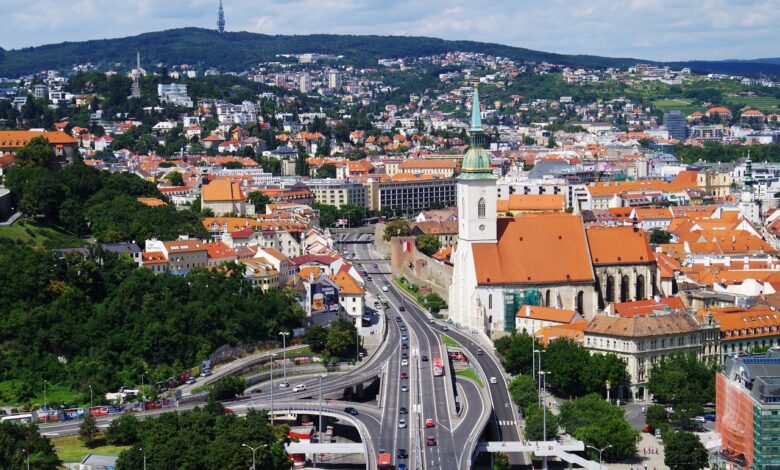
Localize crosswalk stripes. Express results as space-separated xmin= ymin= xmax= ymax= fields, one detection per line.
xmin=498 ymin=420 xmax=517 ymax=426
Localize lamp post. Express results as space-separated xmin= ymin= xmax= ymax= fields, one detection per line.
xmin=242 ymin=443 xmax=268 ymax=470
xmin=279 ymin=331 xmax=289 ymax=386
xmin=139 ymin=447 xmax=146 ymax=470
xmin=43 ymin=379 xmax=48 ymax=410
xmin=22 ymin=449 xmax=29 ymax=470
xmin=586 ymin=444 xmax=612 ymax=467
xmin=539 ymin=370 xmax=550 ymax=470
xmin=89 ymin=385 xmax=93 ymax=410
xmin=319 ymin=374 xmax=327 ymax=443
xmin=270 ymin=353 xmax=276 ymax=426
xmin=534 ymin=350 xmax=545 ymax=406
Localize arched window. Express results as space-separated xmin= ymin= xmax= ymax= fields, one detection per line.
xmin=605 ymin=276 xmax=615 ymax=303
xmin=545 ymin=290 xmax=551 ymax=307
xmin=636 ymin=274 xmax=646 ymax=300
xmin=488 ymin=294 xmax=493 ymax=309
xmin=478 ymin=197 xmax=486 ymax=219
xmin=576 ymin=291 xmax=584 ymax=315
xmin=620 ymin=275 xmax=630 ymax=303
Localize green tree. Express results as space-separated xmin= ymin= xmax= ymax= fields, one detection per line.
xmin=383 ymin=219 xmax=411 ymax=241
xmin=209 ymin=376 xmax=246 ymax=401
xmin=423 ymin=293 xmax=447 ymax=313
xmin=650 ymin=229 xmax=673 ymax=244
xmin=325 ymin=317 xmax=358 ymax=358
xmin=14 ymin=136 xmax=55 ymax=168
xmin=106 ymin=413 xmax=141 ymax=446
xmin=316 ymin=164 xmax=338 ymax=179
xmin=648 ymin=354 xmax=715 ymax=407
xmin=164 ymin=171 xmax=183 ymax=186
xmin=547 ymin=135 xmax=557 ymax=148
xmin=645 ymin=404 xmax=669 ymax=431
xmin=248 ymin=191 xmax=271 ymax=214
xmin=494 ymin=330 xmax=538 ymax=375
xmin=306 ymin=324 xmax=329 ymax=353
xmin=416 ymin=234 xmax=442 ymax=257
xmin=20 ymin=171 xmax=63 ymax=221
xmin=0 ymin=422 xmax=61 ymax=470
xmin=664 ymin=430 xmax=709 ymax=470
xmin=508 ymin=374 xmax=538 ymax=413
xmin=559 ymin=394 xmax=639 ymax=461
xmin=79 ymin=414 xmax=99 ymax=446
xmin=524 ymin=405 xmax=559 ymax=441
xmin=493 ymin=452 xmax=511 ymax=470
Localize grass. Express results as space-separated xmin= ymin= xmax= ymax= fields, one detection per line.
xmin=51 ymin=434 xmax=129 ymax=464
xmin=456 ymin=368 xmax=484 ymax=388
xmin=651 ymin=98 xmax=702 ymax=115
xmin=724 ymin=95 xmax=780 ymax=111
xmin=441 ymin=335 xmax=460 ymax=349
xmin=0 ymin=380 xmax=81 ymax=408
xmin=0 ymin=220 xmax=87 ymax=249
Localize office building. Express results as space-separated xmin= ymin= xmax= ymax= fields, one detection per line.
xmin=663 ymin=110 xmax=688 ymax=141
xmin=307 ymin=180 xmax=368 ymax=209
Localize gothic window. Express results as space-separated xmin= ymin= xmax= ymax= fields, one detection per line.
xmin=488 ymin=294 xmax=493 ymax=309
xmin=606 ymin=276 xmax=615 ymax=303
xmin=636 ymin=274 xmax=646 ymax=300
xmin=478 ymin=197 xmax=486 ymax=219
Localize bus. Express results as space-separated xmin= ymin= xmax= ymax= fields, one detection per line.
xmin=377 ymin=451 xmax=392 ymax=469
xmin=1 ymin=414 xmax=34 ymax=424
xmin=432 ymin=355 xmax=444 ymax=377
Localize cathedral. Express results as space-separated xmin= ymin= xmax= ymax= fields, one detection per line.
xmin=448 ymin=87 xmax=659 ymax=337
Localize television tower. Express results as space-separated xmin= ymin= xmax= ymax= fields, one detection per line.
xmin=217 ymin=0 xmax=225 ymax=34
xmin=129 ymin=50 xmax=141 ymax=99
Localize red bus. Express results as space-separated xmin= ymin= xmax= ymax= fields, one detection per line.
xmin=377 ymin=452 xmax=392 ymax=468
xmin=432 ymin=355 xmax=444 ymax=377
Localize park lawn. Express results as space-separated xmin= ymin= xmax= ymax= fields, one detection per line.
xmin=51 ymin=434 xmax=129 ymax=464
xmin=652 ymin=98 xmax=702 ymax=115
xmin=456 ymin=368 xmax=484 ymax=388
xmin=0 ymin=220 xmax=87 ymax=249
xmin=724 ymin=95 xmax=780 ymax=111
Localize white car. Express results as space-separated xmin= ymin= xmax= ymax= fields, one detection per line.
xmin=398 ymin=418 xmax=407 ymax=428
xmin=401 ymin=359 xmax=408 ymax=366
xmin=489 ymin=377 xmax=498 ymax=384
xmin=293 ymin=384 xmax=307 ymax=392
xmin=401 ymin=384 xmax=409 ymax=392
xmin=278 ymin=382 xmax=290 ymax=389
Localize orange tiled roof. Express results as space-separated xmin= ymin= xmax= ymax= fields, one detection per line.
xmin=202 ymin=179 xmax=246 ymax=202
xmin=163 ymin=239 xmax=206 ymax=253
xmin=142 ymin=251 xmax=168 ymax=265
xmin=534 ymin=320 xmax=588 ymax=345
xmin=329 ymin=272 xmax=364 ymax=295
xmin=399 ymin=159 xmax=457 ymax=170
xmin=205 ymin=241 xmax=237 ymax=260
xmin=703 ymin=307 xmax=780 ymax=340
xmin=613 ymin=296 xmax=686 ymax=318
xmin=516 ymin=305 xmax=578 ymax=323
xmin=0 ymin=130 xmax=78 ymax=148
xmin=473 ymin=214 xmax=594 ymax=285
xmin=497 ymin=194 xmax=565 ymax=213
xmin=585 ymin=313 xmax=700 ymax=338
xmin=586 ymin=226 xmax=655 ymax=265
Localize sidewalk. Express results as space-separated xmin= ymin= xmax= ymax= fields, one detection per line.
xmin=608 ymin=433 xmax=667 ymax=470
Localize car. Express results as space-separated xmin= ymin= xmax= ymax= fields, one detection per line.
xmin=398 ymin=464 xmax=407 ymax=470
xmin=185 ymin=377 xmax=197 ymax=384
xmin=401 ymin=352 xmax=409 ymax=359
xmin=399 ymin=406 xmax=408 ymax=414
xmin=642 ymin=423 xmax=654 ymax=434
xmin=401 ymin=359 xmax=408 ymax=366
xmin=374 ymin=263 xmax=379 ymax=268
xmin=399 ymin=325 xmax=407 ymax=331
xmin=398 ymin=419 xmax=407 ymax=428
xmin=489 ymin=377 xmax=498 ymax=384
xmin=476 ymin=349 xmax=484 ymax=355
xmin=402 ymin=343 xmax=409 ymax=349
xmin=441 ymin=325 xmax=449 ymax=331
xmin=293 ymin=384 xmax=306 ymax=392
xmin=400 ymin=372 xmax=408 ymax=379
xmin=692 ymin=416 xmax=706 ymax=423
xmin=401 ymin=384 xmax=409 ymax=392
xmin=397 ymin=448 xmax=408 ymax=459
xmin=703 ymin=413 xmax=716 ymax=421
xmin=421 ymin=355 xmax=428 ymax=361
xmin=425 ymin=418 xmax=435 ymax=428
xmin=396 ymin=316 xmax=402 ymax=322
xmin=344 ymin=407 xmax=359 ymax=416
xmin=382 ymin=286 xmax=389 ymax=292
xmin=279 ymin=382 xmax=290 ymax=389
xmin=401 ymin=334 xmax=408 ymax=341
xmin=251 ymin=388 xmax=262 ymax=394
xmin=429 ymin=318 xmax=435 ymax=323
xmin=379 ymin=448 xmax=386 ymax=454
xmin=426 ymin=437 xmax=437 ymax=446
xmin=200 ymin=369 xmax=212 ymax=377
xmin=399 ymin=306 xmax=406 ymax=311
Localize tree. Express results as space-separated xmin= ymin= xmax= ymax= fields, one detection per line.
xmin=508 ymin=374 xmax=538 ymax=413
xmin=649 ymin=229 xmax=673 ymax=244
xmin=14 ymin=136 xmax=55 ymax=168
xmin=424 ymin=293 xmax=447 ymax=313
xmin=325 ymin=317 xmax=358 ymax=358
xmin=493 ymin=452 xmax=511 ymax=470
xmin=494 ymin=331 xmax=537 ymax=375
xmin=648 ymin=354 xmax=715 ymax=407
xmin=248 ymin=191 xmax=271 ymax=214
xmin=416 ymin=234 xmax=442 ymax=257
xmin=547 ymin=135 xmax=557 ymax=148
xmin=645 ymin=404 xmax=669 ymax=431
xmin=664 ymin=430 xmax=708 ymax=470
xmin=79 ymin=414 xmax=99 ymax=446
xmin=306 ymin=324 xmax=329 ymax=353
xmin=164 ymin=171 xmax=183 ymax=186
xmin=559 ymin=394 xmax=639 ymax=461
xmin=209 ymin=376 xmax=246 ymax=401
xmin=0 ymin=422 xmax=61 ymax=470
xmin=316 ymin=164 xmax=337 ymax=179
xmin=383 ymin=219 xmax=411 ymax=241
xmin=524 ymin=405 xmax=559 ymax=441
xmin=106 ymin=413 xmax=141 ymax=446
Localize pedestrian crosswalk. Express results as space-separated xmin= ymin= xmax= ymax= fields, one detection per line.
xmin=498 ymin=420 xmax=517 ymax=427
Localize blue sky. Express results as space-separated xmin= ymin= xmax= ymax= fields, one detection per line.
xmin=1 ymin=0 xmax=778 ymax=61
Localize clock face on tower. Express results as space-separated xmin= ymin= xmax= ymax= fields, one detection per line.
xmin=479 ymin=224 xmax=485 ymax=231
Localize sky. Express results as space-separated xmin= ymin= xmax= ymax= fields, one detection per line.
xmin=1 ymin=0 xmax=778 ymax=61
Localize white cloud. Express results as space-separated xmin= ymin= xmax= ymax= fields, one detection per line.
xmin=0 ymin=0 xmax=778 ymax=61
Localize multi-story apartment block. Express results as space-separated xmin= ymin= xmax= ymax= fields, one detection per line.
xmin=307 ymin=179 xmax=368 ymax=209
xmin=365 ymin=177 xmax=457 ymax=213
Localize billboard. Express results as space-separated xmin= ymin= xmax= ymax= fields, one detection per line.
xmin=309 ymin=281 xmax=340 ymax=315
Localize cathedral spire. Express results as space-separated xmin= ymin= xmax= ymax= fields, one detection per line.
xmin=217 ymin=0 xmax=225 ymax=34
xmin=470 ymin=84 xmax=483 ymax=133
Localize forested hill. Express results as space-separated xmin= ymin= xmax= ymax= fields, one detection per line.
xmin=2 ymin=27 xmax=780 ymax=77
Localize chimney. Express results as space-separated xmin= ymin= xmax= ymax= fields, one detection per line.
xmin=525 ymin=305 xmax=532 ymax=317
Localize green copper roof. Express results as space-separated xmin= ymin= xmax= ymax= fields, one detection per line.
xmin=459 ymin=86 xmax=495 ymax=180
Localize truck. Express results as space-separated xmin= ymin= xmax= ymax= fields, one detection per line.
xmin=377 ymin=451 xmax=392 ymax=468
xmin=432 ymin=354 xmax=444 ymax=377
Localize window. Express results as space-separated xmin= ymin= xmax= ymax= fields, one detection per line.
xmin=478 ymin=197 xmax=486 ymax=219
xmin=488 ymin=294 xmax=492 ymax=309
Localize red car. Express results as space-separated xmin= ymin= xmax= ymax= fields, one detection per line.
xmin=425 ymin=418 xmax=435 ymax=428
xmin=400 ymin=372 xmax=408 ymax=379
xmin=426 ymin=437 xmax=437 ymax=446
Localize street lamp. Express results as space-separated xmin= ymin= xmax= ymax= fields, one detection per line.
xmin=319 ymin=374 xmax=327 ymax=444
xmin=43 ymin=379 xmax=48 ymax=410
xmin=88 ymin=385 xmax=93 ymax=411
xmin=139 ymin=447 xmax=147 ymax=470
xmin=21 ymin=449 xmax=29 ymax=470
xmin=279 ymin=331 xmax=289 ymax=387
xmin=539 ymin=370 xmax=551 ymax=470
xmin=534 ymin=350 xmax=545 ymax=406
xmin=586 ymin=444 xmax=612 ymax=467
xmin=242 ymin=443 xmax=268 ymax=470
xmin=270 ymin=353 xmax=277 ymax=426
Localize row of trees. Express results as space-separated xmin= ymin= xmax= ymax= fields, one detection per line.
xmin=0 ymin=422 xmax=61 ymax=469
xmin=495 ymin=333 xmax=628 ymax=399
